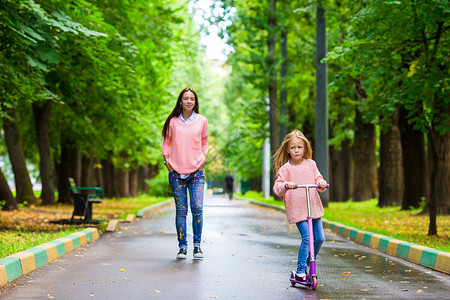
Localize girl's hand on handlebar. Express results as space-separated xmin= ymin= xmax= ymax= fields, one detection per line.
xmin=285 ymin=182 xmax=297 ymax=189
xmin=318 ymin=180 xmax=328 ymax=190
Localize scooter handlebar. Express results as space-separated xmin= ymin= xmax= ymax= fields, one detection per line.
xmin=285 ymin=184 xmax=330 ymax=189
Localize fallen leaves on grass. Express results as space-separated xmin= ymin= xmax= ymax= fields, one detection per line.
xmin=0 ymin=197 xmax=168 ymax=258
xmin=0 ymin=208 xmax=71 ymax=231
xmin=324 ymin=199 xmax=450 ymax=251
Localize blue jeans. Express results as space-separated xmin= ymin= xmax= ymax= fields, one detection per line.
xmin=169 ymin=170 xmax=205 ymax=250
xmin=296 ymin=218 xmax=324 ymax=274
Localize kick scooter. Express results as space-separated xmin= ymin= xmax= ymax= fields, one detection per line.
xmin=285 ymin=183 xmax=329 ymax=290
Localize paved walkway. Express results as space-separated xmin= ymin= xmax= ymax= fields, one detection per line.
xmin=1 ymin=195 xmax=450 ymax=299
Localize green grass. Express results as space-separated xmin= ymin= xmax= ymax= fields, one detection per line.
xmin=237 ymin=191 xmax=280 ymax=205
xmin=237 ymin=192 xmax=450 ymax=252
xmin=0 ymin=228 xmax=81 ymax=259
xmin=0 ymin=195 xmax=171 ymax=259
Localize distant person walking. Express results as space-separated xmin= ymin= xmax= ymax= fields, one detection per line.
xmin=272 ymin=130 xmax=328 ymax=283
xmin=162 ymin=87 xmax=208 ymax=259
xmin=224 ymin=171 xmax=235 ymax=200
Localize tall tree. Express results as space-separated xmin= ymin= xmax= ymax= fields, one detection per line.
xmin=315 ymin=1 xmax=329 ymax=205
xmin=33 ymin=99 xmax=55 ymax=205
xmin=268 ymin=0 xmax=279 ymax=158
xmin=328 ymin=0 xmax=450 ymax=234
xmin=3 ymin=108 xmax=36 ymax=204
xmin=378 ymin=109 xmax=404 ymax=207
xmin=399 ymin=105 xmax=428 ymax=210
xmin=280 ymin=29 xmax=288 ymax=139
xmin=0 ymin=167 xmax=16 ymax=211
xmin=353 ymin=80 xmax=378 ymax=202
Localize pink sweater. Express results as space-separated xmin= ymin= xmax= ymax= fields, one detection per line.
xmin=162 ymin=115 xmax=208 ymax=174
xmin=273 ymin=159 xmax=325 ymax=224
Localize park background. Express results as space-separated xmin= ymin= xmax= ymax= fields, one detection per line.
xmin=0 ymin=1 xmax=449 ymax=254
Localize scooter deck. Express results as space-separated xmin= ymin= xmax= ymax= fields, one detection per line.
xmin=290 ymin=273 xmax=319 ymax=290
xmin=289 ymin=274 xmax=312 ymax=287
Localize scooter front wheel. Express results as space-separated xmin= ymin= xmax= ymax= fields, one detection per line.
xmin=311 ymin=277 xmax=318 ymax=290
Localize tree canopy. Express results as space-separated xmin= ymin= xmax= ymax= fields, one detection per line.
xmin=1 ymin=0 xmax=449 ymax=223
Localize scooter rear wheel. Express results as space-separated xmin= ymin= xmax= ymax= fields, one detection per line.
xmin=311 ymin=277 xmax=318 ymax=290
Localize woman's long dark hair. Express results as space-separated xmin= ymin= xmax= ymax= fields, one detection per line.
xmin=162 ymin=87 xmax=199 ymax=139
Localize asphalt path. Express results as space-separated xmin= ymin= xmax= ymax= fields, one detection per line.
xmin=1 ymin=195 xmax=450 ymax=299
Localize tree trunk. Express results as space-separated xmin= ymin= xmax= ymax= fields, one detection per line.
xmin=81 ymin=155 xmax=92 ymax=187
xmin=150 ymin=164 xmax=159 ymax=179
xmin=57 ymin=140 xmax=71 ymax=204
xmin=0 ymin=167 xmax=16 ymax=210
xmin=427 ymin=99 xmax=450 ymax=236
xmin=33 ymin=100 xmax=55 ymax=205
xmin=116 ymin=166 xmax=130 ymax=198
xmin=330 ymin=139 xmax=353 ymax=202
xmin=427 ymin=131 xmax=438 ymax=235
xmin=138 ymin=165 xmax=149 ymax=193
xmin=129 ymin=167 xmax=138 ymax=197
xmin=430 ymin=129 xmax=450 ymax=214
xmin=3 ymin=108 xmax=36 ymax=205
xmin=315 ymin=2 xmax=329 ymax=207
xmin=93 ymin=158 xmax=104 ymax=189
xmin=378 ymin=109 xmax=404 ymax=207
xmin=70 ymin=148 xmax=81 ymax=187
xmin=267 ymin=0 xmax=279 ymax=197
xmin=399 ymin=106 xmax=428 ymax=209
xmin=280 ymin=29 xmax=287 ymax=139
xmin=115 ymin=151 xmax=129 ymax=198
xmin=353 ymin=80 xmax=378 ymax=201
xmin=268 ymin=0 xmax=279 ymax=156
xmin=101 ymin=158 xmax=114 ymax=198
xmin=249 ymin=177 xmax=262 ymax=192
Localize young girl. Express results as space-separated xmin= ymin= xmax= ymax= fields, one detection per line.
xmin=272 ymin=130 xmax=328 ymax=282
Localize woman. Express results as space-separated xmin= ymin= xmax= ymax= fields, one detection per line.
xmin=162 ymin=87 xmax=208 ymax=259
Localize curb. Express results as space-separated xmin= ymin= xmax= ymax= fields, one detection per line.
xmin=136 ymin=199 xmax=173 ymax=218
xmin=322 ymin=220 xmax=450 ymax=275
xmin=105 ymin=200 xmax=174 ymax=232
xmin=0 ymin=228 xmax=99 ymax=288
xmin=243 ymin=198 xmax=450 ymax=275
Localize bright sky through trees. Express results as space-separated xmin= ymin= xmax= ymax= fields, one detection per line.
xmin=188 ymin=0 xmax=235 ymax=60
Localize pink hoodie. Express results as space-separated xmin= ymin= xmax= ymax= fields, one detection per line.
xmin=273 ymin=159 xmax=325 ymax=224
xmin=162 ymin=115 xmax=208 ymax=174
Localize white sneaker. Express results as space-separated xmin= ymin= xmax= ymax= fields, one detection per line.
xmin=306 ymin=264 xmax=310 ymax=275
xmin=193 ymin=247 xmax=204 ymax=258
xmin=292 ymin=271 xmax=306 ymax=282
xmin=177 ymin=248 xmax=187 ymax=259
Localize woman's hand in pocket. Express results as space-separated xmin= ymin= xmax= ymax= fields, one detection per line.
xmin=165 ymin=160 xmax=174 ymax=172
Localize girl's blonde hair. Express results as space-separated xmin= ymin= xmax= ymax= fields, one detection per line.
xmin=272 ymin=130 xmax=313 ymax=175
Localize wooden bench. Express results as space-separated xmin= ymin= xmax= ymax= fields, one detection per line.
xmin=69 ymin=177 xmax=103 ymax=222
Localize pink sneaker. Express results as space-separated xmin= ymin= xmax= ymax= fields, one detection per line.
xmin=292 ymin=271 xmax=307 ymax=282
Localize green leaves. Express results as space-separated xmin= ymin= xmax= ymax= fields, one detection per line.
xmin=16 ymin=23 xmax=46 ymax=42
xmin=327 ymin=0 xmax=450 ymax=135
xmin=1 ymin=0 xmax=208 ymax=174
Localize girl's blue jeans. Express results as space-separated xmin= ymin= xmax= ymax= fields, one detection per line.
xmin=296 ymin=218 xmax=325 ymax=274
xmin=169 ymin=170 xmax=205 ymax=250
